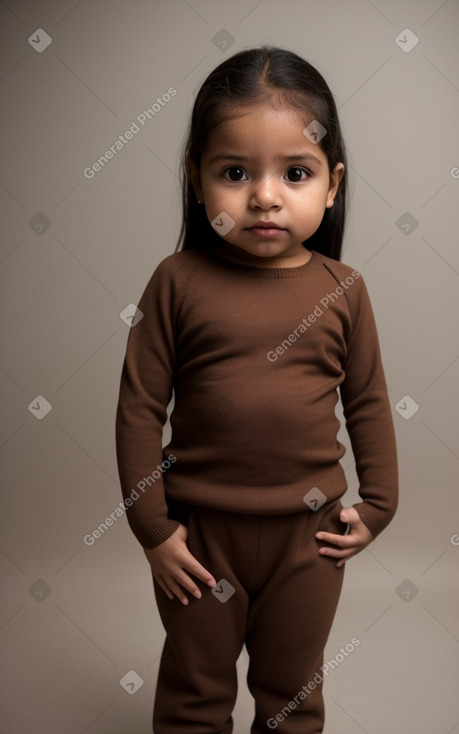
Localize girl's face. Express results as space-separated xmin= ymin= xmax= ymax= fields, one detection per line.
xmin=189 ymin=103 xmax=344 ymax=268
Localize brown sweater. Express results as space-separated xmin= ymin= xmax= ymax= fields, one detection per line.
xmin=116 ymin=248 xmax=398 ymax=548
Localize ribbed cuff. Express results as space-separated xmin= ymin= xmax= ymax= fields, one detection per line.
xmin=353 ymin=501 xmax=388 ymax=540
xmin=136 ymin=518 xmax=180 ymax=549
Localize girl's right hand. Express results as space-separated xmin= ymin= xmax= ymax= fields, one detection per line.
xmin=143 ymin=523 xmax=217 ymax=605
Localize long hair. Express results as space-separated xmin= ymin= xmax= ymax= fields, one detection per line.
xmin=176 ymin=46 xmax=347 ymax=261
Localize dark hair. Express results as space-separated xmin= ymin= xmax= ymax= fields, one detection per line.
xmin=176 ymin=45 xmax=347 ymax=261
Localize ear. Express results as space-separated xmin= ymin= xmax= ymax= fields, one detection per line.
xmin=186 ymin=156 xmax=203 ymax=202
xmin=326 ymin=162 xmax=345 ymax=208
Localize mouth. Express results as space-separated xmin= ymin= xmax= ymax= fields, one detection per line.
xmin=246 ymin=221 xmax=286 ymax=238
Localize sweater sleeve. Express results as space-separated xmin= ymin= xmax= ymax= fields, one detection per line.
xmin=339 ymin=274 xmax=398 ymax=538
xmin=115 ymin=260 xmax=180 ymax=548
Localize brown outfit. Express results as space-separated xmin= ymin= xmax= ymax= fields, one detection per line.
xmin=115 ymin=248 xmax=398 ymax=732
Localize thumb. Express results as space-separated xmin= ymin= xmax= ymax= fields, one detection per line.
xmin=340 ymin=507 xmax=351 ymax=523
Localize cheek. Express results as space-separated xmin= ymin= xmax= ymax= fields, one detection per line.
xmin=203 ymin=200 xmax=239 ymax=238
xmin=296 ymin=191 xmax=325 ymax=213
xmin=203 ymin=188 xmax=241 ymax=224
xmin=203 ymin=186 xmax=232 ymax=215
xmin=304 ymin=184 xmax=331 ymax=210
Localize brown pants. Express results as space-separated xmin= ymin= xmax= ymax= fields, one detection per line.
xmin=152 ymin=498 xmax=346 ymax=734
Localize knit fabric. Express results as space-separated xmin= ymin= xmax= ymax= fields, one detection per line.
xmin=115 ymin=248 xmax=398 ymax=548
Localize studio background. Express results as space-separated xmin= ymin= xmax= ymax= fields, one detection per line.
xmin=1 ymin=1 xmax=458 ymax=732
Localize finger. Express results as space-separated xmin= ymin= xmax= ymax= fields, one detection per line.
xmin=157 ymin=577 xmax=174 ymax=601
xmin=319 ymin=546 xmax=357 ymax=568
xmin=165 ymin=577 xmax=191 ymax=605
xmin=183 ymin=555 xmax=217 ymax=588
xmin=316 ymin=531 xmax=355 ymax=548
xmin=318 ymin=545 xmax=350 ymax=559
xmin=172 ymin=569 xmax=205 ymax=600
xmin=335 ymin=549 xmax=358 ymax=567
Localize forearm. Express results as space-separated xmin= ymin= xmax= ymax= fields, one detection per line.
xmin=342 ymin=375 xmax=398 ymax=538
xmin=115 ymin=409 xmax=179 ymax=548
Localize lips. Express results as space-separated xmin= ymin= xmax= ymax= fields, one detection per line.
xmin=246 ymin=220 xmax=286 ymax=238
xmin=248 ymin=221 xmax=284 ymax=230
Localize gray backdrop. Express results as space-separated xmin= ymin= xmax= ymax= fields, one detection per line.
xmin=1 ymin=1 xmax=458 ymax=732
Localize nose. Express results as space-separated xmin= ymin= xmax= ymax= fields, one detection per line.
xmin=248 ymin=176 xmax=282 ymax=210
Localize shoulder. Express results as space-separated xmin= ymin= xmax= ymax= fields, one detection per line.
xmin=140 ymin=249 xmax=214 ymax=309
xmin=152 ymin=249 xmax=210 ymax=278
xmin=146 ymin=249 xmax=213 ymax=291
xmin=311 ymin=251 xmax=371 ymax=324
xmin=312 ymin=251 xmax=362 ymax=283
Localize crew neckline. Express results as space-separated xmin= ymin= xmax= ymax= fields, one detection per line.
xmin=203 ymin=247 xmax=321 ymax=279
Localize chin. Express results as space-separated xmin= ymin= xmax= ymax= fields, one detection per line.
xmin=243 ymin=249 xmax=281 ymax=260
xmin=251 ymin=245 xmax=288 ymax=257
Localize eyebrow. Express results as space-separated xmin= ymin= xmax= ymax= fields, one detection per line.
xmin=208 ymin=153 xmax=323 ymax=167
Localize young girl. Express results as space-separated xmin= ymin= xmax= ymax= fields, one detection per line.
xmin=116 ymin=46 xmax=398 ymax=734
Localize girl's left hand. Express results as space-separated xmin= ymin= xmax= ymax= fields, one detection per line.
xmin=316 ymin=506 xmax=374 ymax=568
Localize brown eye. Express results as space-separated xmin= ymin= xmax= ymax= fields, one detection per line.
xmin=223 ymin=167 xmax=247 ymax=181
xmin=286 ymin=167 xmax=308 ymax=182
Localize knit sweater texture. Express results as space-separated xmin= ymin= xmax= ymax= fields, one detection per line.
xmin=116 ymin=248 xmax=398 ymax=548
